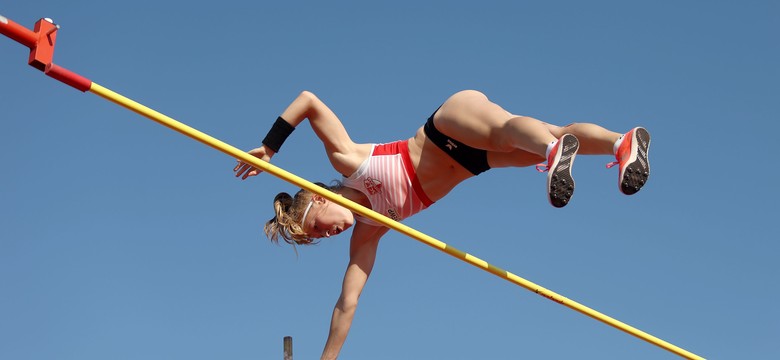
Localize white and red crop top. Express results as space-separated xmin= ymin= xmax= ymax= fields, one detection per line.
xmin=342 ymin=140 xmax=434 ymax=226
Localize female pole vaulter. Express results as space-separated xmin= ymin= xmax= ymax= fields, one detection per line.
xmin=234 ymin=90 xmax=650 ymax=359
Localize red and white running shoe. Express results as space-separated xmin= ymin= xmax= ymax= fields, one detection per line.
xmin=607 ymin=127 xmax=651 ymax=195
xmin=536 ymin=134 xmax=579 ymax=208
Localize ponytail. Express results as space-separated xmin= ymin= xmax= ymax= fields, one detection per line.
xmin=263 ymin=182 xmax=341 ymax=246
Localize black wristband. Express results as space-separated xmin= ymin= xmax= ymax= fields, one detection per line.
xmin=262 ymin=117 xmax=295 ymax=153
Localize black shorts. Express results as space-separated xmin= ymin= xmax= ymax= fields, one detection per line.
xmin=423 ymin=107 xmax=491 ymax=176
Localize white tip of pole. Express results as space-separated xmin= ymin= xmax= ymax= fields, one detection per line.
xmin=0 ymin=15 xmax=8 ymax=24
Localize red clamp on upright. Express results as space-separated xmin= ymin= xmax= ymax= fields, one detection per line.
xmin=0 ymin=15 xmax=92 ymax=92
xmin=28 ymin=18 xmax=59 ymax=71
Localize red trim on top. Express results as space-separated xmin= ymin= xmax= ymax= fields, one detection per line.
xmin=374 ymin=140 xmax=434 ymax=207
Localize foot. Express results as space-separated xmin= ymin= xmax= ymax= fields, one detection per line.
xmin=608 ymin=127 xmax=651 ymax=195
xmin=536 ymin=134 xmax=579 ymax=208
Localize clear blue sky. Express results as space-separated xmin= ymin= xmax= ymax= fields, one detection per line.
xmin=1 ymin=1 xmax=777 ymax=359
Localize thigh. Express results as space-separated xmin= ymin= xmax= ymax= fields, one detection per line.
xmin=432 ymin=90 xmax=514 ymax=151
xmin=487 ymin=148 xmax=546 ymax=169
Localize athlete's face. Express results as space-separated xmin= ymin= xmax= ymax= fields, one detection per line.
xmin=302 ymin=197 xmax=354 ymax=239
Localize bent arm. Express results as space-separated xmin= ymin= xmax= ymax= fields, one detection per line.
xmin=321 ymin=224 xmax=389 ymax=360
xmin=235 ymin=91 xmax=368 ymax=179
xmin=279 ymin=91 xmax=368 ymax=175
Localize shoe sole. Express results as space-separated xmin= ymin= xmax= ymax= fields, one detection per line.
xmin=620 ymin=127 xmax=651 ymax=195
xmin=547 ymin=134 xmax=579 ymax=208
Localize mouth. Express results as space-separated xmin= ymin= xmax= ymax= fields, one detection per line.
xmin=328 ymin=225 xmax=348 ymax=237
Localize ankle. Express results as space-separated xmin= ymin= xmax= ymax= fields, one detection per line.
xmin=545 ymin=140 xmax=558 ymax=159
xmin=613 ymin=135 xmax=625 ymax=155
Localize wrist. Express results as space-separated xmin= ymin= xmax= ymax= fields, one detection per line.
xmin=261 ymin=116 xmax=295 ymax=153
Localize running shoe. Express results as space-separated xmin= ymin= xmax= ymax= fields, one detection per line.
xmin=536 ymin=134 xmax=579 ymax=208
xmin=607 ymin=127 xmax=651 ymax=195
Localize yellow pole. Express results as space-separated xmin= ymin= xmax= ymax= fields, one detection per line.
xmin=88 ymin=82 xmax=704 ymax=360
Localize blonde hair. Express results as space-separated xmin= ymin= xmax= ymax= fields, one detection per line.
xmin=264 ymin=182 xmax=341 ymax=246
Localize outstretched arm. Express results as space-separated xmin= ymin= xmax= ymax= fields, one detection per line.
xmin=321 ymin=223 xmax=389 ymax=360
xmin=234 ymin=91 xmax=368 ymax=178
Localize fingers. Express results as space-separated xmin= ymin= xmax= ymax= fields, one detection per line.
xmin=234 ymin=147 xmax=272 ymax=180
xmin=234 ymin=161 xmax=246 ymax=177
xmin=234 ymin=161 xmax=261 ymax=180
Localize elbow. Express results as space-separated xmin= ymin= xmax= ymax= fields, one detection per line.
xmin=299 ymin=90 xmax=319 ymax=103
xmin=297 ymin=90 xmax=322 ymax=116
xmin=336 ymin=296 xmax=359 ymax=314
